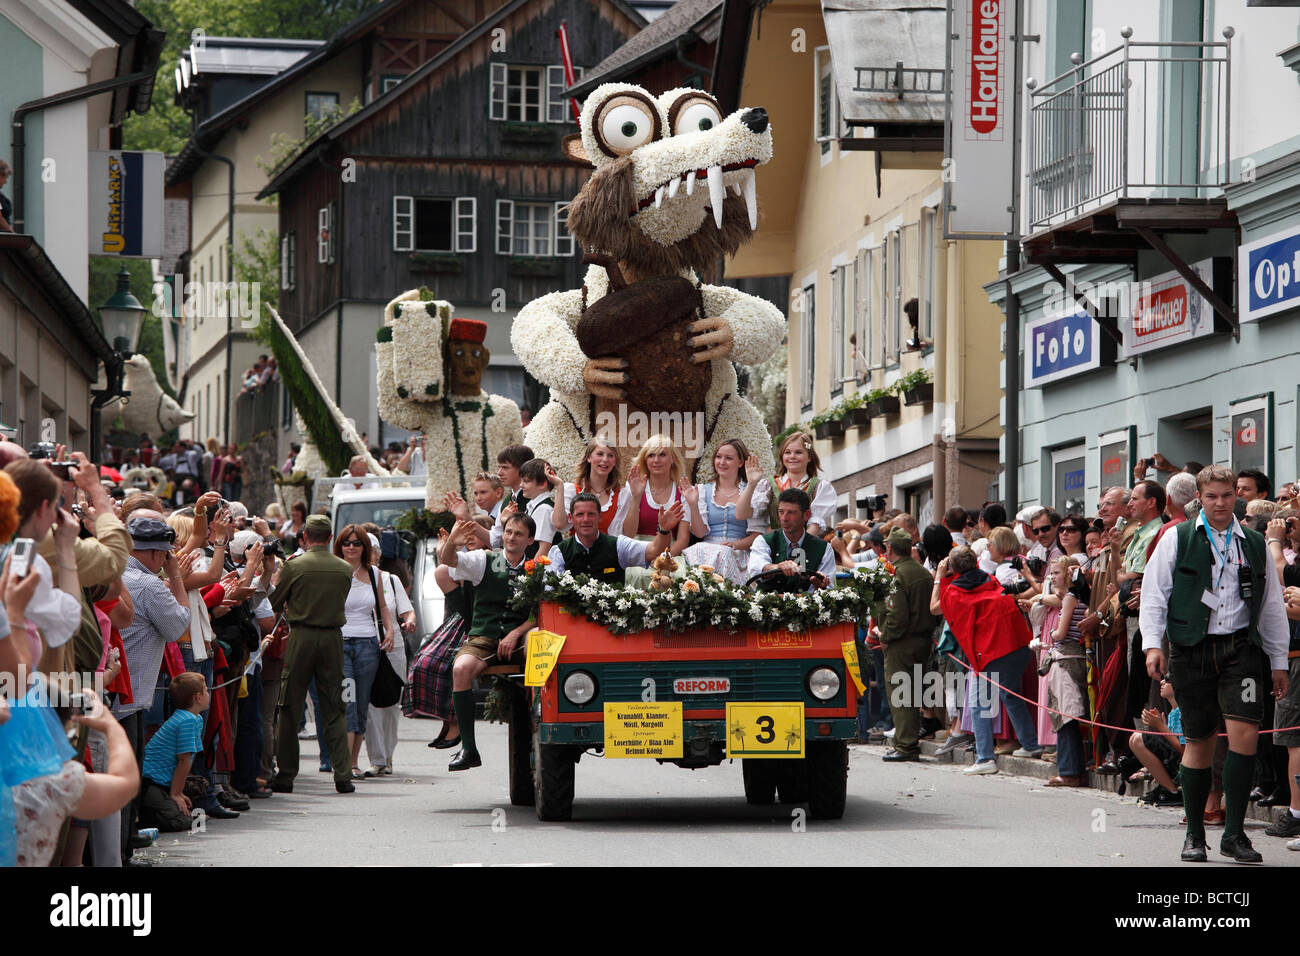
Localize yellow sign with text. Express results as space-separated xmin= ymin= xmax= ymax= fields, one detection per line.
xmin=726 ymin=702 xmax=805 ymax=758
xmin=523 ymin=629 xmax=566 ymax=686
xmin=603 ymin=702 xmax=683 ymax=758
xmin=841 ymin=640 xmax=866 ymax=694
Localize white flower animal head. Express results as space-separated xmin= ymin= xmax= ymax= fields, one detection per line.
xmin=563 ymin=83 xmax=774 ymax=276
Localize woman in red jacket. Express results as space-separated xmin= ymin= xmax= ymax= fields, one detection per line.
xmin=936 ymin=547 xmax=1042 ymax=775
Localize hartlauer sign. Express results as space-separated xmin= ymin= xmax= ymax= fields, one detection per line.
xmin=1121 ymin=260 xmax=1217 ymax=357
xmin=947 ymin=0 xmax=1015 ymax=235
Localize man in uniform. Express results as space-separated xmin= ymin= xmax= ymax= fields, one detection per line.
xmin=749 ymin=489 xmax=836 ymax=591
xmin=1140 ymin=465 xmax=1291 ymax=863
xmin=878 ymin=527 xmax=937 ymax=762
xmin=547 ymin=491 xmax=678 ymax=580
xmin=269 ymin=514 xmax=356 ymax=794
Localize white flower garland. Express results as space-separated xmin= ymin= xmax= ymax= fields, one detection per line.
xmin=391 ymin=299 xmax=449 ymax=402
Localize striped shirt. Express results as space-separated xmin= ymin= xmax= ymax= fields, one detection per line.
xmin=111 ymin=556 xmax=191 ymax=717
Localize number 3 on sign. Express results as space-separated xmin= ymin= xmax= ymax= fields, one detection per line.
xmin=726 ymin=702 xmax=804 ymax=758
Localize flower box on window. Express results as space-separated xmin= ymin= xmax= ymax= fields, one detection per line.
xmin=845 ymin=406 xmax=873 ymax=429
xmin=507 ymin=257 xmax=564 ymax=278
xmin=867 ymin=394 xmax=900 ymax=417
xmin=500 ymin=122 xmax=556 ymax=145
xmin=902 ymin=382 xmax=933 ymax=406
xmin=408 ymin=252 xmax=463 ymax=274
xmin=813 ymin=418 xmax=844 ymax=440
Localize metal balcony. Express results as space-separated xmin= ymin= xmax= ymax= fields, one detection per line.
xmin=1027 ymin=30 xmax=1232 ymax=232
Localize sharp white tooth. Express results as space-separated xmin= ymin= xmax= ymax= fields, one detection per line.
xmin=667 ymin=177 xmax=680 ymax=199
xmin=654 ymin=185 xmax=665 ymax=209
xmin=685 ymin=172 xmax=696 ymax=195
xmin=742 ymin=168 xmax=758 ymax=230
xmin=706 ymin=165 xmax=724 ymax=228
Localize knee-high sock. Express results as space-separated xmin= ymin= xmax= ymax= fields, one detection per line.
xmin=1222 ymin=749 xmax=1254 ymax=840
xmin=1179 ymin=765 xmax=1212 ymax=841
xmin=452 ymin=690 xmax=477 ymax=756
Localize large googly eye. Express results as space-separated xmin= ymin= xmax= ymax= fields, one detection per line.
xmin=599 ymin=102 xmax=656 ymax=152
xmin=673 ymin=100 xmax=722 ymax=136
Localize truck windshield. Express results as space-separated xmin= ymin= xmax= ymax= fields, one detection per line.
xmin=334 ymin=500 xmax=421 ymax=529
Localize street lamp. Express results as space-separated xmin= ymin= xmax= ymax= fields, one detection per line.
xmin=90 ymin=265 xmax=146 ymax=459
xmin=98 ymin=266 xmax=146 ymax=355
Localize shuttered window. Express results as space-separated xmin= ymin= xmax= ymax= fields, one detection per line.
xmin=553 ymin=201 xmax=573 ymax=256
xmin=455 ymin=197 xmax=477 ymax=253
xmin=317 ymin=207 xmax=329 ymax=263
xmin=495 ymin=199 xmax=514 ymax=254
xmin=280 ymin=232 xmax=296 ymax=290
xmin=489 ymin=63 xmax=507 ymax=120
xmin=546 ymin=65 xmax=583 ymax=123
xmin=393 ymin=196 xmax=413 ymax=251
xmin=394 ymin=196 xmax=476 ymax=253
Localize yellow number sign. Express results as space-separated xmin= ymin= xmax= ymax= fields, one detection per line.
xmin=523 ymin=628 xmax=566 ymax=686
xmin=840 ymin=640 xmax=866 ymax=694
xmin=725 ymin=702 xmax=805 ymax=758
xmin=603 ymin=702 xmax=683 ymax=758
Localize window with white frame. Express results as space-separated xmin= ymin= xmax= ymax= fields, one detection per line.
xmin=280 ymin=232 xmax=296 ymax=290
xmin=919 ymin=206 xmax=938 ymax=345
xmin=494 ymin=200 xmax=574 ymax=257
xmin=317 ymin=204 xmax=336 ymax=264
xmin=546 ymin=65 xmax=583 ymax=123
xmin=392 ymin=196 xmax=476 ymax=253
xmin=853 ymin=246 xmax=877 ymax=375
xmin=884 ymin=230 xmax=901 ymax=363
xmin=305 ymin=91 xmax=339 ymax=123
xmin=380 ymin=75 xmax=404 ymax=94
xmin=800 ymin=282 xmax=816 ymax=411
xmin=814 ymin=46 xmax=840 ymax=160
xmin=491 ymin=64 xmax=584 ymax=123
xmin=830 ymin=264 xmax=849 ymax=397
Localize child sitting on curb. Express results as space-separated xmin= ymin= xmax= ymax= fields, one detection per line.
xmin=139 ymin=672 xmax=208 ymax=832
xmin=1129 ymin=676 xmax=1184 ymax=806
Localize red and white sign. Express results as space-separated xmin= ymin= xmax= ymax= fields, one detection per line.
xmin=1122 ymin=260 xmax=1216 ymax=357
xmin=673 ymin=677 xmax=731 ymax=695
xmin=947 ymin=0 xmax=1014 ymax=236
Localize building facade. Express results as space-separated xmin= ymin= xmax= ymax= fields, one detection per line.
xmin=986 ymin=0 xmax=1300 ymax=515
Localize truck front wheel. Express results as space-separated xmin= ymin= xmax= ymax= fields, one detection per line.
xmin=508 ymin=689 xmax=535 ymax=807
xmin=533 ymin=731 xmax=575 ymax=821
xmin=742 ymin=759 xmax=777 ymax=805
xmin=806 ymin=740 xmax=848 ymax=819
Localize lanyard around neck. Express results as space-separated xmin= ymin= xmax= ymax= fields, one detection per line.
xmin=1199 ymin=513 xmax=1239 ymax=591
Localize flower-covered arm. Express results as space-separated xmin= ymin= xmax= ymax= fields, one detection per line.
xmin=700 ymin=284 xmax=785 ymax=367
xmin=511 ymin=288 xmax=587 ymax=394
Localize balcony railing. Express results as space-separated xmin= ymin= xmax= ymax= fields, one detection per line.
xmin=853 ymin=64 xmax=946 ymax=99
xmin=1027 ymin=29 xmax=1232 ymax=231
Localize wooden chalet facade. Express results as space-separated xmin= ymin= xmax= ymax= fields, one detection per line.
xmin=260 ymin=0 xmax=645 ymax=444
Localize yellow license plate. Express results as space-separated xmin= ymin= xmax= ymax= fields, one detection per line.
xmin=725 ymin=702 xmax=805 ymax=758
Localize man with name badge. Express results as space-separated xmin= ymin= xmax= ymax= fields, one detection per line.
xmin=1140 ymin=465 xmax=1291 ymax=864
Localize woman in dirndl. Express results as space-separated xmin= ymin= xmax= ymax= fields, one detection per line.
xmin=682 ymin=438 xmax=760 ymax=585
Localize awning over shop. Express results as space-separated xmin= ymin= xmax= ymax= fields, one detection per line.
xmin=820 ymin=0 xmax=947 ymax=127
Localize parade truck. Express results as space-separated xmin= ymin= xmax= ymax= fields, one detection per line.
xmin=497 ymin=565 xmax=890 ymax=822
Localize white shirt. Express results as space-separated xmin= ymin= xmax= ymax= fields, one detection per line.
xmin=381 ymin=569 xmax=413 ymax=616
xmin=490 ymin=492 xmax=556 ymax=550
xmin=447 ymin=548 xmax=526 ymax=587
xmin=545 ymin=534 xmax=650 ymax=575
xmin=748 ymin=475 xmax=837 ymax=534
xmin=342 ymin=567 xmax=379 ymax=637
xmin=1140 ymin=515 xmax=1290 ymax=670
xmin=993 ymin=561 xmax=1027 ymax=591
xmin=748 ymin=531 xmax=838 ymax=584
xmin=25 ymin=555 xmax=81 ymax=649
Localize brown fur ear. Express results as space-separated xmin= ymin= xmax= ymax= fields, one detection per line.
xmin=561 ymin=134 xmax=594 ymax=167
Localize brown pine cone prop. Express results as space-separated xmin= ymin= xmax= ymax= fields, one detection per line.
xmin=577 ymin=272 xmax=712 ymax=414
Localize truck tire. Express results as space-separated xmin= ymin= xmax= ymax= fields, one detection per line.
xmin=806 ymin=740 xmax=848 ymax=819
xmin=533 ymin=731 xmax=575 ymax=821
xmin=742 ymin=759 xmax=777 ymax=805
xmin=776 ymin=760 xmax=809 ymax=804
xmin=508 ymin=689 xmax=535 ymax=807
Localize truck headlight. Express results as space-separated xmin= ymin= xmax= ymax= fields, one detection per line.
xmin=808 ymin=667 xmax=841 ymax=700
xmin=563 ymin=670 xmax=597 ymax=705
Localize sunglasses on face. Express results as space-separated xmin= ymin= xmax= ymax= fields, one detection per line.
xmin=1060 ymin=526 xmax=1083 ymax=534
xmin=1032 ymin=525 xmax=1054 ymax=535
xmin=341 ymin=539 xmax=363 ymax=547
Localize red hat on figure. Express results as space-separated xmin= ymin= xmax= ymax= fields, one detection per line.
xmin=448 ymin=317 xmax=487 ymax=344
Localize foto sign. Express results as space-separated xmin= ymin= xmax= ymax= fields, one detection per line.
xmin=1025 ymin=309 xmax=1106 ymax=387
xmin=88 ymin=150 xmax=164 ymax=258
xmin=946 ymin=0 xmax=1015 ymax=236
xmin=1239 ymin=226 xmax=1300 ymax=323
xmin=1123 ymin=261 xmax=1217 ymax=356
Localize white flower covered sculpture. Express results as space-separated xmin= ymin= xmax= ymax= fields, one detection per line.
xmin=376 ymin=292 xmax=524 ymax=507
xmin=511 ymin=84 xmax=785 ymax=483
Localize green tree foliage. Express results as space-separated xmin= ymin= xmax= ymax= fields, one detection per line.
xmin=231 ymin=227 xmax=280 ymax=314
xmin=124 ymin=0 xmax=384 ymax=154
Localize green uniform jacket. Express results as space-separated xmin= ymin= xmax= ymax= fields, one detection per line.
xmin=270 ymin=545 xmax=353 ymax=628
xmin=880 ymin=555 xmax=936 ymax=644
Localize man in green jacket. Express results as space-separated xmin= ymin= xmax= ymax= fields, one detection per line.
xmin=270 ymin=515 xmax=356 ymax=794
xmin=878 ymin=528 xmax=937 ymax=762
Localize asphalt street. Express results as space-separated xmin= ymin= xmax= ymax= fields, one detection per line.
xmin=140 ymin=720 xmax=1300 ymax=867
